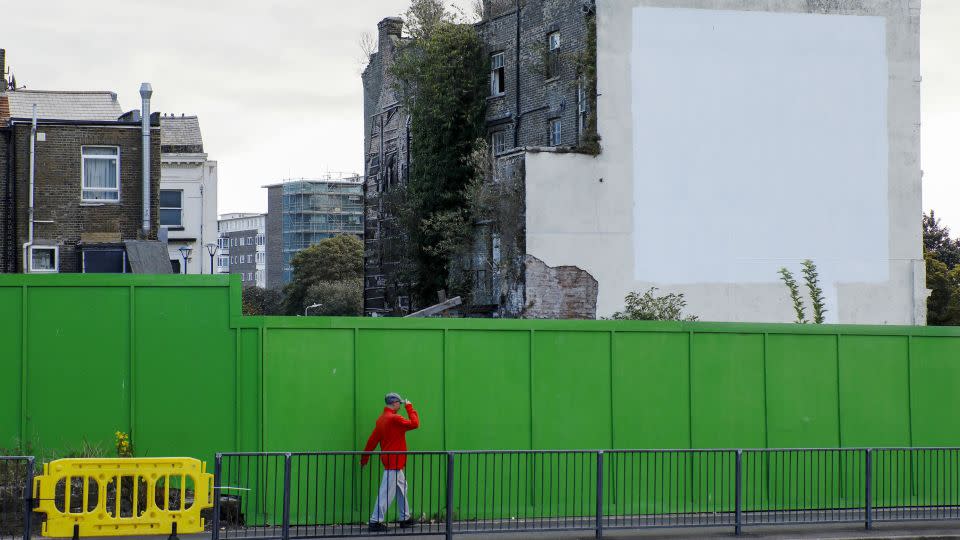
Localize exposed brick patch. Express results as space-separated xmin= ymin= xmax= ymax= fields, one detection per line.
xmin=523 ymin=254 xmax=597 ymax=319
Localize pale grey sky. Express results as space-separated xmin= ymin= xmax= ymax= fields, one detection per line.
xmin=3 ymin=1 xmax=958 ymax=230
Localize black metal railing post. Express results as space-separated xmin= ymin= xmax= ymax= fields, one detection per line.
xmin=595 ymin=451 xmax=604 ymax=539
xmin=735 ymin=450 xmax=743 ymax=536
xmin=23 ymin=457 xmax=34 ymax=540
xmin=864 ymin=449 xmax=872 ymax=530
xmin=212 ymin=454 xmax=222 ymax=540
xmin=281 ymin=453 xmax=292 ymax=540
xmin=445 ymin=452 xmax=455 ymax=540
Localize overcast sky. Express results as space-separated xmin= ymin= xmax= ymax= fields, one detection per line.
xmin=3 ymin=1 xmax=958 ymax=230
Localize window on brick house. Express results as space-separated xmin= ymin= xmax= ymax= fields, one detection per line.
xmin=29 ymin=246 xmax=58 ymax=273
xmin=81 ymin=146 xmax=120 ymax=201
xmin=491 ymin=52 xmax=505 ymax=96
xmin=492 ymin=131 xmax=509 ymax=156
xmin=546 ymin=32 xmax=561 ymax=79
xmin=159 ymin=190 xmax=183 ymax=227
xmin=548 ymin=118 xmax=562 ymax=146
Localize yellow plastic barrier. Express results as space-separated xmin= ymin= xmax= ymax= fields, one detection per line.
xmin=33 ymin=457 xmax=213 ymax=538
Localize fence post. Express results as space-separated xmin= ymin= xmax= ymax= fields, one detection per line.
xmin=864 ymin=449 xmax=872 ymax=530
xmin=212 ymin=454 xmax=222 ymax=540
xmin=281 ymin=454 xmax=292 ymax=540
xmin=735 ymin=450 xmax=742 ymax=537
xmin=446 ymin=452 xmax=455 ymax=540
xmin=23 ymin=457 xmax=34 ymax=540
xmin=595 ymin=451 xmax=604 ymax=539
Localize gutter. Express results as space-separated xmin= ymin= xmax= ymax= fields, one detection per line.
xmin=7 ymin=117 xmax=149 ymax=127
xmin=21 ymin=104 xmax=36 ymax=272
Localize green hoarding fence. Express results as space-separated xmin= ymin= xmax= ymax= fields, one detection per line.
xmin=2 ymin=274 xmax=960 ymax=458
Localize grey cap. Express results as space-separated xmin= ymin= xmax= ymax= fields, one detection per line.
xmin=385 ymin=392 xmax=402 ymax=405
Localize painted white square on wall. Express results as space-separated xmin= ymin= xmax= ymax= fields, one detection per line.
xmin=631 ymin=7 xmax=889 ymax=289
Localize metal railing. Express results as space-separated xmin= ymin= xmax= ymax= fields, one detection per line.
xmin=0 ymin=457 xmax=34 ymax=540
xmin=213 ymin=449 xmax=960 ymax=539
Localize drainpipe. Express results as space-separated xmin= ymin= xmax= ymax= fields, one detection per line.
xmin=514 ymin=0 xmax=521 ymax=143
xmin=21 ymin=104 xmax=36 ymax=272
xmin=140 ymin=83 xmax=152 ymax=236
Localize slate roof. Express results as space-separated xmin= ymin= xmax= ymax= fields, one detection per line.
xmin=160 ymin=115 xmax=203 ymax=152
xmin=2 ymin=90 xmax=122 ymax=121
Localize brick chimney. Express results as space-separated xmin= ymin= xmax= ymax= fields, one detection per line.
xmin=377 ymin=17 xmax=403 ymax=53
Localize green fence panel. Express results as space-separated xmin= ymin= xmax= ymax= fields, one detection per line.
xmin=135 ymin=285 xmax=237 ymax=459
xmin=611 ymin=332 xmax=690 ymax=449
xmin=27 ymin=286 xmax=131 ymax=455
xmin=910 ymin=337 xmax=960 ymax=447
xmin=0 ymin=287 xmax=22 ymax=451
xmin=765 ymin=334 xmax=840 ymax=449
xmin=690 ymin=333 xmax=767 ymax=449
xmin=838 ymin=336 xmax=911 ymax=447
xmin=445 ymin=330 xmax=531 ymax=450
xmin=531 ymin=331 xmax=612 ymax=449
xmin=264 ymin=329 xmax=356 ymax=452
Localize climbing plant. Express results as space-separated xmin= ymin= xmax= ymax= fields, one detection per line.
xmin=390 ymin=0 xmax=488 ymax=306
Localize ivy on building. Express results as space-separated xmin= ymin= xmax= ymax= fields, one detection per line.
xmin=390 ymin=0 xmax=488 ymax=306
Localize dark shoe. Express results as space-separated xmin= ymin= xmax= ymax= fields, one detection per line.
xmin=398 ymin=519 xmax=417 ymax=529
xmin=368 ymin=522 xmax=388 ymax=532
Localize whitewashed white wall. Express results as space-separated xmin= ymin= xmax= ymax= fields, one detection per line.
xmin=524 ymin=0 xmax=924 ymax=324
xmin=161 ymin=156 xmax=218 ymax=274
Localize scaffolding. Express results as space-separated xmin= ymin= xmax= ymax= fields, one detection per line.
xmin=281 ymin=176 xmax=364 ymax=283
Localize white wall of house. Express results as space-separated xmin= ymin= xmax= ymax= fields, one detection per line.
xmin=161 ymin=154 xmax=218 ymax=274
xmin=524 ymin=0 xmax=925 ymax=324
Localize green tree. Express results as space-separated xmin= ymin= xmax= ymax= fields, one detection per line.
xmin=924 ymin=211 xmax=960 ymax=326
xmin=926 ymin=251 xmax=960 ymax=326
xmin=283 ymin=235 xmax=363 ymax=315
xmin=242 ymin=286 xmax=284 ymax=316
xmin=924 ymin=211 xmax=960 ymax=269
xmin=390 ymin=1 xmax=487 ymax=306
xmin=304 ymin=279 xmax=364 ymax=317
xmin=609 ymin=287 xmax=698 ymax=321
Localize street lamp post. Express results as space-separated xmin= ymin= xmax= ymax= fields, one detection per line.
xmin=178 ymin=245 xmax=193 ymax=275
xmin=304 ymin=303 xmax=322 ymax=316
xmin=205 ymin=243 xmax=218 ymax=275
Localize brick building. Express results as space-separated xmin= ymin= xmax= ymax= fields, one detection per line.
xmin=0 ymin=53 xmax=164 ymax=273
xmin=362 ymin=0 xmax=596 ymax=316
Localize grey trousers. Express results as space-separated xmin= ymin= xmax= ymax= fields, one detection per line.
xmin=370 ymin=469 xmax=411 ymax=524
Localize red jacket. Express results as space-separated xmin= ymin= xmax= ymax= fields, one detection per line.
xmin=361 ymin=403 xmax=419 ymax=470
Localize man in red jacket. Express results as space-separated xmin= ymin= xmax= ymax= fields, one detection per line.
xmin=361 ymin=392 xmax=420 ymax=532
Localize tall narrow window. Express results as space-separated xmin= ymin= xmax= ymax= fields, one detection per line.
xmin=491 ymin=52 xmax=506 ymax=96
xmin=548 ymin=118 xmax=562 ymax=146
xmin=577 ymin=76 xmax=589 ymax=136
xmin=159 ymin=190 xmax=183 ymax=227
xmin=492 ymin=131 xmax=509 ymax=156
xmin=546 ymin=32 xmax=561 ymax=79
xmin=81 ymin=147 xmax=119 ymax=201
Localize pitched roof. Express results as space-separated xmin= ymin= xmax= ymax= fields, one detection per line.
xmin=160 ymin=115 xmax=203 ymax=152
xmin=2 ymin=90 xmax=122 ymax=121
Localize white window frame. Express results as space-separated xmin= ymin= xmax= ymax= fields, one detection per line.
xmin=549 ymin=118 xmax=562 ymax=146
xmin=81 ymin=146 xmax=121 ymax=203
xmin=159 ymin=189 xmax=183 ymax=228
xmin=492 ymin=131 xmax=509 ymax=156
xmin=577 ymin=76 xmax=588 ymax=136
xmin=547 ymin=32 xmax=561 ymax=79
xmin=491 ymin=52 xmax=506 ymax=96
xmin=29 ymin=245 xmax=59 ymax=273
